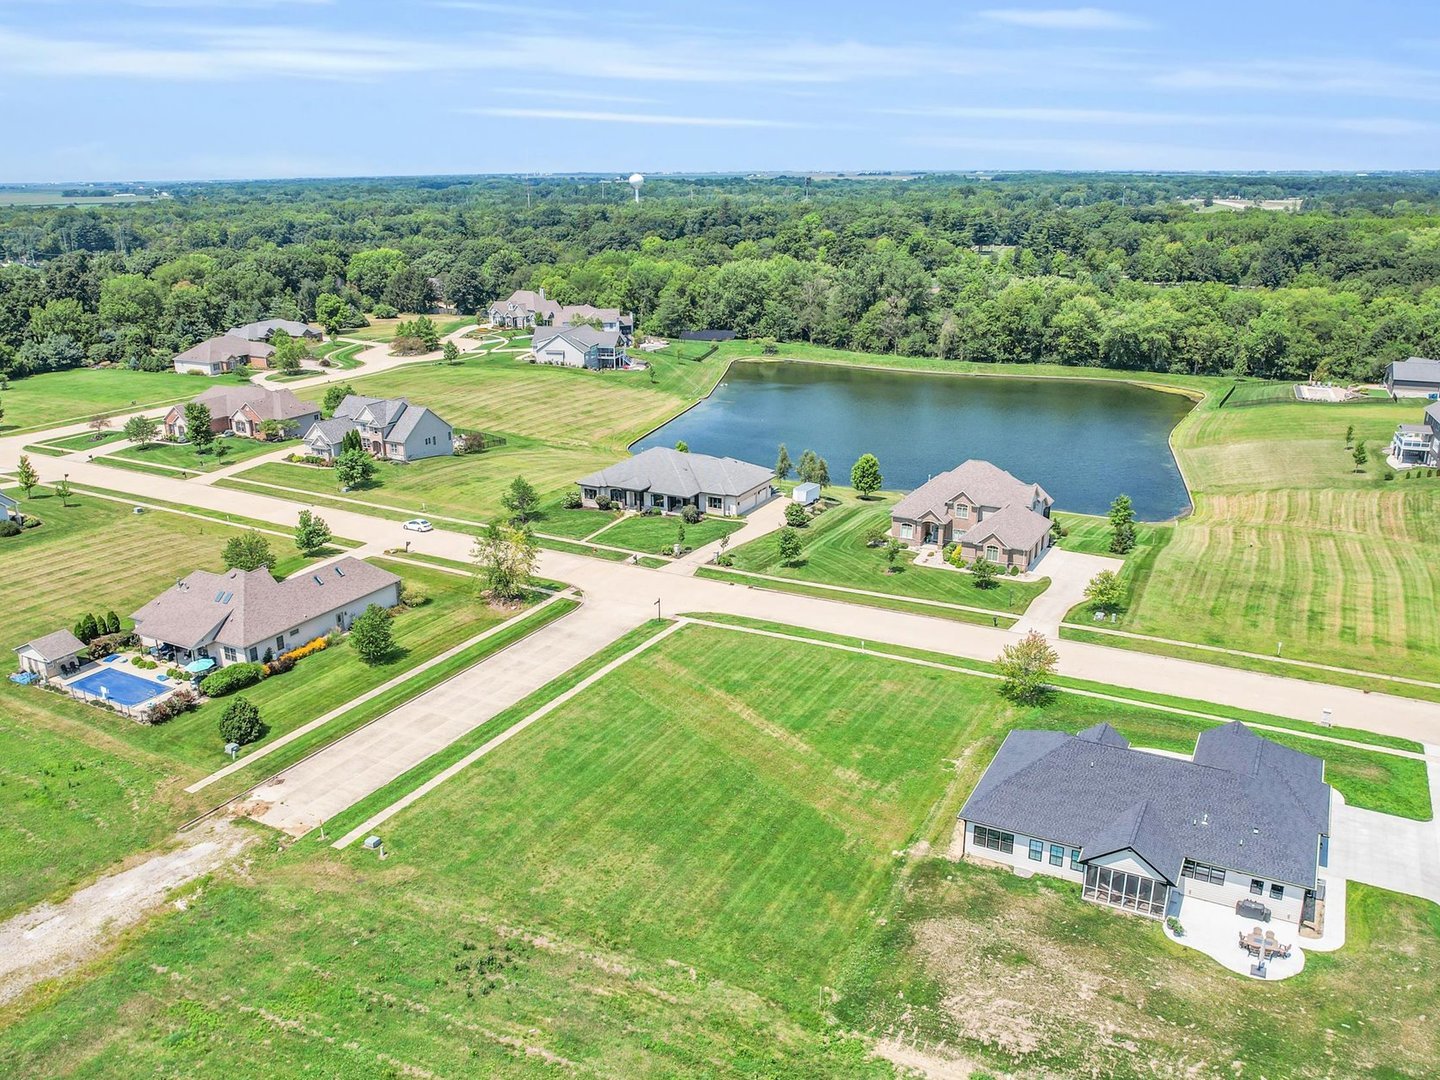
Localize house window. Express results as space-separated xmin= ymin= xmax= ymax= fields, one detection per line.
xmin=1028 ymin=839 xmax=1043 ymax=862
xmin=248 ymin=647 xmax=259 ymax=662
xmin=973 ymin=825 xmax=1014 ymax=854
xmin=275 ymin=636 xmax=285 ymax=652
xmin=1181 ymin=859 xmax=1226 ymax=886
xmin=1250 ymin=879 xmax=1264 ymax=895
xmin=956 ymin=504 xmax=969 ymax=519
xmin=1083 ymin=865 xmax=1167 ymax=918
xmin=610 ymin=489 xmax=623 ymax=502
xmin=1070 ymin=849 xmax=1082 ymax=871
xmin=583 ymin=488 xmax=597 ymax=500
xmin=986 ymin=545 xmax=1000 ymax=560
xmin=900 ymin=523 xmax=913 ymax=540
xmin=1270 ymin=883 xmax=1285 ymax=900
xmin=223 ymin=646 xmax=238 ymax=662
xmin=1049 ymin=844 xmax=1065 ymax=867
xmin=707 ymin=496 xmax=723 ymax=510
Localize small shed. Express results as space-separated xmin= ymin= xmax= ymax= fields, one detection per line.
xmin=14 ymin=629 xmax=87 ymax=679
xmin=792 ymin=482 xmax=821 ymax=506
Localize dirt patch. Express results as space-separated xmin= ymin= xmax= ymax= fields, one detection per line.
xmin=872 ymin=1035 xmax=1000 ymax=1078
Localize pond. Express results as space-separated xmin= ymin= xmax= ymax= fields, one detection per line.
xmin=632 ymin=362 xmax=1194 ymax=519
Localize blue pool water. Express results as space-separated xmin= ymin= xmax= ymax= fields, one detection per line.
xmin=71 ymin=668 xmax=168 ymax=707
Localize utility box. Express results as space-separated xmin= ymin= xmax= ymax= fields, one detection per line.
xmin=792 ymin=482 xmax=820 ymax=506
xmin=362 ymin=836 xmax=383 ymax=851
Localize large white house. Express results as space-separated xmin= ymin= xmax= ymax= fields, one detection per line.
xmin=958 ymin=721 xmax=1331 ymax=926
xmin=531 ymin=325 xmax=629 ymax=369
xmin=1389 ymin=401 xmax=1440 ymax=467
xmin=131 ymin=557 xmax=401 ymax=668
xmin=577 ymin=447 xmax=774 ymax=516
xmin=303 ymin=394 xmax=454 ymax=463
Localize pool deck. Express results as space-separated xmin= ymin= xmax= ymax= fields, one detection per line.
xmin=57 ymin=654 xmax=179 ymax=710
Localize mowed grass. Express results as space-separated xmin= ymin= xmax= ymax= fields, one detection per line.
xmin=0 ymin=368 xmax=199 ymax=433
xmin=587 ymin=511 xmax=744 ymax=552
xmin=725 ymin=496 xmax=1048 ymax=614
xmin=3 ymin=624 xmax=1432 ymax=1077
xmin=106 ymin=436 xmax=294 ymax=474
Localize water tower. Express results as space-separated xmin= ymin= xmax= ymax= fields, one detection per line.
xmin=628 ymin=173 xmax=644 ymax=203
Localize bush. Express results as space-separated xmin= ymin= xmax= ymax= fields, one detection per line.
xmin=784 ymin=503 xmax=809 ymax=527
xmin=680 ymin=505 xmax=703 ymax=524
xmin=264 ymin=653 xmax=296 ymax=677
xmin=371 ymin=302 xmax=399 ymax=318
xmin=146 ymin=687 xmax=197 ymax=726
xmin=87 ymin=631 xmax=137 ymax=660
xmin=282 ymin=636 xmax=329 ymax=662
xmin=1008 ymin=564 xmax=1020 ymax=576
xmin=560 ymin=489 xmax=582 ymax=509
xmin=1383 ymin=469 xmax=1394 ymax=480
xmin=596 ymin=495 xmax=614 ymax=511
xmin=862 ymin=524 xmax=887 ymax=548
xmin=0 ymin=520 xmax=20 ymax=538
xmin=640 ymin=506 xmax=658 ymax=516
xmin=400 ymin=584 xmax=428 ymax=608
xmin=219 ymin=697 xmax=267 ymax=746
xmin=942 ymin=541 xmax=958 ymax=560
xmin=200 ymin=662 xmax=264 ymax=697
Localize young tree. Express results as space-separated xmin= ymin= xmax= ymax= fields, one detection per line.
xmin=1352 ymin=440 xmax=1368 ymax=471
xmin=883 ymin=536 xmax=903 ymax=572
xmin=105 ymin=610 xmax=121 ymax=634
xmin=1344 ymin=423 xmax=1355 ymax=448
xmin=811 ymin=455 xmax=831 ymax=489
xmin=441 ymin=340 xmax=462 ymax=365
xmin=850 ymin=453 xmax=882 ymax=498
xmin=269 ymin=329 xmax=308 ymax=374
xmin=88 ymin=414 xmax=111 ymax=440
xmin=53 ymin=475 xmax=72 ymax=507
xmin=183 ymin=403 xmax=215 ymax=456
xmin=1107 ymin=493 xmax=1136 ymax=555
xmin=774 ymin=443 xmax=792 ymax=480
xmin=123 ymin=414 xmax=158 ymax=448
xmin=969 ymin=556 xmax=1000 ymax=589
xmin=1083 ymin=569 xmax=1123 ymax=613
xmin=784 ymin=502 xmax=809 ymax=527
xmin=777 ymin=526 xmax=803 ymax=566
xmin=996 ymin=631 xmax=1059 ymax=705
xmin=673 ymin=521 xmax=686 ymax=553
xmin=315 ymin=292 xmax=349 ymax=338
xmin=675 ymin=439 xmax=689 ymax=453
xmin=322 ymin=381 xmax=356 ymax=415
xmin=222 ymin=530 xmax=277 ymax=572
xmin=501 ymin=475 xmax=540 ymax=524
xmin=15 ymin=454 xmax=39 ymax=498
xmin=797 ymin=448 xmax=818 ymax=484
xmin=258 ymin=418 xmax=286 ymax=441
xmin=348 ymin=603 xmax=395 ymax=665
xmin=219 ymin=696 xmax=267 ymax=746
xmin=293 ymin=509 xmax=332 ymax=554
xmin=335 ymin=447 xmax=377 ymax=489
xmin=472 ymin=523 xmax=538 ymax=603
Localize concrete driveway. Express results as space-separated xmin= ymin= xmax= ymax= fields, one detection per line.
xmin=1012 ymin=546 xmax=1124 ymax=637
xmin=1328 ymin=750 xmax=1440 ymax=904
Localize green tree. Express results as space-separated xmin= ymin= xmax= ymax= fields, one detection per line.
xmin=1107 ymin=494 xmax=1136 ymax=554
xmin=315 ymin=292 xmax=349 ymax=337
xmin=335 ymin=447 xmax=377 ymax=489
xmin=258 ymin=419 xmax=285 ymax=441
xmin=80 ymin=612 xmax=99 ymax=642
xmin=222 ymin=531 xmax=277 ymax=572
xmin=472 ymin=523 xmax=538 ymax=603
xmin=1352 ymin=440 xmax=1368 ymax=471
xmin=322 ymin=381 xmax=356 ymax=415
xmin=777 ymin=526 xmax=803 ymax=566
xmin=340 ymin=428 xmax=364 ymax=454
xmin=969 ymin=556 xmax=1000 ymax=589
xmin=775 ymin=443 xmax=792 ymax=480
xmin=53 ymin=475 xmax=72 ymax=507
xmin=348 ymin=603 xmax=395 ymax=665
xmin=850 ymin=453 xmax=882 ymax=498
xmin=675 ymin=440 xmax=689 ymax=453
xmin=1344 ymin=423 xmax=1355 ymax=448
xmin=996 ymin=631 xmax=1058 ymax=704
xmin=784 ymin=502 xmax=809 ymax=527
xmin=1084 ymin=569 xmax=1123 ymax=613
xmin=883 ymin=536 xmax=903 ymax=572
xmin=104 ymin=610 xmax=121 ymax=634
xmin=674 ymin=521 xmax=686 ymax=552
xmin=441 ymin=340 xmax=461 ymax=365
xmin=269 ymin=329 xmax=308 ymax=374
xmin=501 ymin=475 xmax=540 ymax=524
xmin=184 ymin=403 xmax=215 ymax=456
xmin=294 ymin=509 xmax=332 ymax=554
xmin=346 ymin=248 xmax=407 ymax=300
xmin=123 ymin=414 xmax=158 ymax=448
xmin=15 ymin=454 xmax=38 ymax=497
xmin=219 ymin=696 xmax=266 ymax=746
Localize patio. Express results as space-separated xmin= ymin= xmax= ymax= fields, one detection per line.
xmin=1164 ymin=874 xmax=1347 ymax=981
xmin=52 ymin=651 xmax=194 ymax=717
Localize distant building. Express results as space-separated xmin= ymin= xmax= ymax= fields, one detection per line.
xmin=577 ymin=447 xmax=774 ymax=516
xmin=0 ymin=490 xmax=19 ymax=522
xmin=531 ymin=325 xmax=629 ymax=369
xmin=891 ymin=459 xmax=1054 ymax=570
xmin=1384 ymin=357 xmax=1440 ymax=399
xmin=164 ymin=386 xmax=320 ymax=441
xmin=677 ymin=330 xmax=737 ymax=342
xmin=228 ymin=319 xmax=322 ymax=343
xmin=488 ymin=288 xmax=632 ymax=340
xmin=303 ymin=394 xmax=454 ymax=463
xmin=173 ymin=334 xmax=274 ymax=376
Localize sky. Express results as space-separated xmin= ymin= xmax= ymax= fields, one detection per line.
xmin=1 ymin=0 xmax=1438 ymax=181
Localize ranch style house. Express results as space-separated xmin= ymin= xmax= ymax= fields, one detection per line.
xmin=131 ymin=557 xmax=400 ymax=669
xmin=890 ymin=459 xmax=1055 ymax=570
xmin=531 ymin=325 xmax=630 ymax=369
xmin=958 ymin=721 xmax=1331 ymax=926
xmin=577 ymin=447 xmax=775 ymax=516
xmin=488 ymin=288 xmax=633 ymax=340
xmin=164 ymin=386 xmax=320 ymax=442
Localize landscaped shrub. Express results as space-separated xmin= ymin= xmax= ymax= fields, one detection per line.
xmin=87 ymin=631 xmax=136 ymax=660
xmin=942 ymin=541 xmax=958 ymax=561
xmin=200 ymin=662 xmax=264 ymax=697
xmin=681 ymin=505 xmax=703 ymax=525
xmin=784 ymin=503 xmax=809 ymax=527
xmin=1008 ymin=564 xmax=1020 ymax=576
xmin=146 ymin=687 xmax=197 ymax=726
xmin=264 ymin=653 xmax=296 ymax=677
xmin=104 ymin=611 xmax=121 ymax=634
xmin=596 ymin=496 xmax=614 ymax=511
xmin=0 ymin=520 xmax=20 ymax=538
xmin=560 ymin=489 xmax=582 ymax=510
xmin=862 ymin=524 xmax=887 ymax=548
xmin=400 ymin=584 xmax=428 ymax=608
xmin=281 ymin=636 xmax=329 ymax=662
xmin=219 ymin=697 xmax=267 ymax=746
xmin=371 ymin=302 xmax=398 ymax=319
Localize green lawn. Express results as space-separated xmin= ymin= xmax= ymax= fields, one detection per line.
xmin=0 ymin=368 xmax=200 ymax=433
xmin=32 ymin=429 xmax=129 ymax=452
xmin=586 ymin=511 xmax=744 ymax=552
xmin=723 ymin=496 xmax=1048 ymax=614
xmin=4 ymin=623 xmax=1434 ymax=1077
xmin=340 ymin=315 xmax=476 ymax=343
xmin=105 ymin=436 xmax=295 ymax=474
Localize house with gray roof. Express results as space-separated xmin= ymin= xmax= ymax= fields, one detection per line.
xmin=891 ymin=459 xmax=1054 ymax=570
xmin=302 ymin=394 xmax=454 ymax=463
xmin=131 ymin=557 xmax=400 ymax=669
xmin=228 ymin=319 xmax=322 ymax=343
xmin=1384 ymin=357 xmax=1440 ymax=399
xmin=1388 ymin=401 xmax=1440 ymax=467
xmin=488 ymin=288 xmax=632 ymax=340
xmin=577 ymin=447 xmax=775 ymax=516
xmin=164 ymin=386 xmax=319 ymax=442
xmin=958 ymin=721 xmax=1331 ymax=925
xmin=532 ymin=325 xmax=629 ymax=369
xmin=173 ymin=334 xmax=275 ymax=376
xmin=14 ymin=628 xmax=87 ymax=679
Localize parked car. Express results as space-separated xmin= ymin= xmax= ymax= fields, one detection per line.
xmin=403 ymin=518 xmax=433 ymax=532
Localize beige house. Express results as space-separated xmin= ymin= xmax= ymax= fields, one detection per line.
xmin=488 ymin=288 xmax=633 ymax=339
xmin=890 ymin=459 xmax=1054 ymax=569
xmin=577 ymin=447 xmax=774 ymax=516
xmin=173 ymin=334 xmax=275 ymax=376
xmin=302 ymin=394 xmax=454 ymax=463
xmin=163 ymin=386 xmax=320 ymax=441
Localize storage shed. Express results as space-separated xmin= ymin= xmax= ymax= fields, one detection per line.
xmin=14 ymin=629 xmax=87 ymax=679
xmin=792 ymin=482 xmax=821 ymax=506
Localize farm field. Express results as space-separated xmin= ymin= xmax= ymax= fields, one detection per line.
xmin=0 ymin=368 xmax=198 ymax=433
xmin=1 ymin=624 xmax=1432 ymax=1077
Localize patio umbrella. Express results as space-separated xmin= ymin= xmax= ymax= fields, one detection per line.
xmin=184 ymin=658 xmax=216 ymax=674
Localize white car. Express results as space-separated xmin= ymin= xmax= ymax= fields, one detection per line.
xmin=403 ymin=518 xmax=433 ymax=533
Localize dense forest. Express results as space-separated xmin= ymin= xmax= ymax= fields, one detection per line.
xmin=3 ymin=171 xmax=1440 ymax=382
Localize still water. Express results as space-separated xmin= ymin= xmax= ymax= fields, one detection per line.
xmin=633 ymin=362 xmax=1193 ymax=519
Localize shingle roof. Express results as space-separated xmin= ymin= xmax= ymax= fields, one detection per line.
xmin=191 ymin=385 xmax=318 ymax=423
xmin=577 ymin=447 xmax=772 ymax=499
xmin=15 ymin=628 xmax=86 ymax=661
xmin=1388 ymin=357 xmax=1440 ymax=383
xmin=304 ymin=418 xmax=352 ymax=447
xmin=533 ymin=325 xmax=621 ymax=351
xmin=130 ymin=558 xmax=400 ymax=652
xmin=175 ymin=335 xmax=274 ymax=364
xmin=960 ymin=722 xmax=1330 ymax=887
xmin=0 ymin=491 xmax=17 ymax=510
xmin=960 ymin=502 xmax=1054 ymax=552
xmin=228 ymin=319 xmax=316 ymax=341
xmin=892 ymin=459 xmax=1051 ymax=521
xmin=1426 ymin=402 xmax=1440 ymax=425
xmin=332 ymin=394 xmax=385 ymax=422
xmin=386 ymin=404 xmax=445 ymax=444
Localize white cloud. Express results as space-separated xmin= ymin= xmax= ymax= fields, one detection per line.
xmin=978 ymin=7 xmax=1150 ymax=30
xmin=465 ymin=106 xmax=810 ymax=128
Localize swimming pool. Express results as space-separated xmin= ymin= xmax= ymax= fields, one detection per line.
xmin=70 ymin=668 xmax=169 ymax=707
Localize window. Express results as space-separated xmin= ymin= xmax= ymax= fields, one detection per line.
xmin=1083 ymin=865 xmax=1167 ymax=918
xmin=222 ymin=646 xmax=238 ymax=662
xmin=610 ymin=489 xmax=623 ymax=502
xmin=900 ymin=523 xmax=913 ymax=540
xmin=986 ymin=545 xmax=1000 ymax=560
xmin=1270 ymin=883 xmax=1285 ymax=900
xmin=1028 ymin=839 xmax=1043 ymax=861
xmin=973 ymin=825 xmax=1014 ymax=854
xmin=1181 ymin=859 xmax=1227 ymax=886
xmin=707 ymin=496 xmax=723 ymax=510
xmin=275 ymin=636 xmax=285 ymax=652
xmin=583 ymin=488 xmax=597 ymax=500
xmin=1250 ymin=879 xmax=1264 ymax=896
xmin=1070 ymin=849 xmax=1082 ymax=871
xmin=955 ymin=504 xmax=969 ymax=519
xmin=248 ymin=647 xmax=258 ymax=662
xmin=1049 ymin=844 xmax=1065 ymax=867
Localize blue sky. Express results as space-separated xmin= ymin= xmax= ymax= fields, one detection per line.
xmin=1 ymin=1 xmax=1438 ymax=180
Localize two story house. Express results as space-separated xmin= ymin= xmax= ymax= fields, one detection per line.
xmin=890 ymin=459 xmax=1055 ymax=570
xmin=488 ymin=288 xmax=633 ymax=340
xmin=1389 ymin=401 xmax=1440 ymax=467
xmin=531 ymin=325 xmax=630 ymax=369
xmin=303 ymin=394 xmax=454 ymax=463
